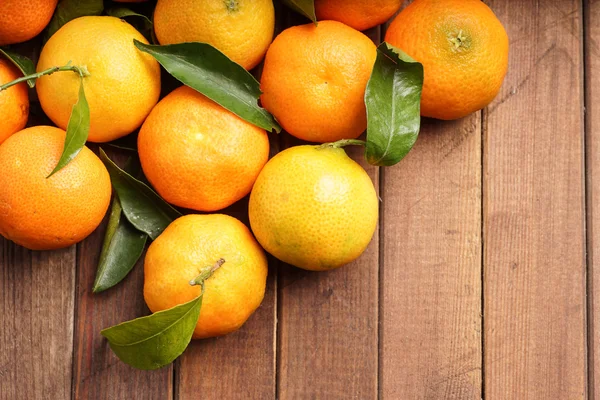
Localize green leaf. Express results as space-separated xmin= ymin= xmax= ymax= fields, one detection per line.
xmin=107 ymin=134 xmax=138 ymax=152
xmin=45 ymin=0 xmax=104 ymax=40
xmin=48 ymin=78 xmax=90 ymax=177
xmin=365 ymin=42 xmax=424 ymax=167
xmin=106 ymin=7 xmax=152 ymax=24
xmin=133 ymin=40 xmax=281 ymax=133
xmin=93 ymin=196 xmax=147 ymax=293
xmin=0 ymin=48 xmax=36 ymax=87
xmin=106 ymin=7 xmax=153 ymax=40
xmin=101 ymin=294 xmax=202 ymax=370
xmin=282 ymin=0 xmax=317 ymax=23
xmin=99 ymin=149 xmax=181 ymax=240
xmin=107 ymin=143 xmax=137 ymax=152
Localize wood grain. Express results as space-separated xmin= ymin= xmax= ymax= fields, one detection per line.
xmin=483 ymin=1 xmax=587 ymax=398
xmin=379 ymin=115 xmax=482 ymax=399
xmin=0 ymin=241 xmax=76 ymax=400
xmin=586 ymin=0 xmax=600 ymax=397
xmin=71 ymin=150 xmax=173 ymax=400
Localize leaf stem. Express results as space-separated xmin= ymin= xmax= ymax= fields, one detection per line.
xmin=189 ymin=258 xmax=225 ymax=294
xmin=0 ymin=63 xmax=90 ymax=91
xmin=319 ymin=139 xmax=367 ymax=149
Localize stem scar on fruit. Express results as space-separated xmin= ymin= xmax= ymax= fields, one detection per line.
xmin=189 ymin=258 xmax=226 ymax=294
xmin=448 ymin=29 xmax=471 ymax=52
xmin=224 ymin=0 xmax=239 ymax=12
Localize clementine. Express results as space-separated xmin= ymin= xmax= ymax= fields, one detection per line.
xmin=315 ymin=0 xmax=403 ymax=31
xmin=36 ymin=16 xmax=161 ymax=143
xmin=144 ymin=214 xmax=268 ymax=339
xmin=249 ymin=144 xmax=378 ymax=271
xmin=0 ymin=57 xmax=28 ymax=145
xmin=385 ymin=0 xmax=509 ymax=120
xmin=154 ymin=0 xmax=275 ymax=70
xmin=138 ymin=86 xmax=270 ymax=212
xmin=261 ymin=21 xmax=377 ymax=143
xmin=0 ymin=0 xmax=58 ymax=45
xmin=0 ymin=126 xmax=111 ymax=250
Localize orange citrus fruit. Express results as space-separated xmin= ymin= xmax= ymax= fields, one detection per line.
xmin=315 ymin=0 xmax=403 ymax=31
xmin=0 ymin=57 xmax=29 ymax=145
xmin=385 ymin=0 xmax=509 ymax=120
xmin=0 ymin=126 xmax=111 ymax=250
xmin=144 ymin=214 xmax=268 ymax=339
xmin=261 ymin=21 xmax=376 ymax=143
xmin=0 ymin=0 xmax=58 ymax=46
xmin=249 ymin=145 xmax=378 ymax=271
xmin=36 ymin=16 xmax=161 ymax=143
xmin=153 ymin=0 xmax=275 ymax=70
xmin=138 ymin=86 xmax=270 ymax=212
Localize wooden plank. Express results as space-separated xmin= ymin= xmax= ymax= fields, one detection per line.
xmin=379 ymin=114 xmax=482 ymax=398
xmin=72 ymin=151 xmax=173 ymax=400
xmin=276 ymin=26 xmax=381 ymax=400
xmin=483 ymin=1 xmax=586 ymax=398
xmin=0 ymin=241 xmax=76 ymax=400
xmin=586 ymin=0 xmax=600 ymax=397
xmin=381 ymin=5 xmax=482 ymax=395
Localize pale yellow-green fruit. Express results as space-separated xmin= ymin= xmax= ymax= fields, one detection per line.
xmin=36 ymin=16 xmax=161 ymax=143
xmin=249 ymin=145 xmax=378 ymax=271
xmin=153 ymin=0 xmax=275 ymax=70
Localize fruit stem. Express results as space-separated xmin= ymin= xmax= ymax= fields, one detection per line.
xmin=189 ymin=258 xmax=226 ymax=294
xmin=449 ymin=30 xmax=467 ymax=50
xmin=0 ymin=62 xmax=90 ymax=91
xmin=224 ymin=0 xmax=239 ymax=12
xmin=319 ymin=139 xmax=367 ymax=149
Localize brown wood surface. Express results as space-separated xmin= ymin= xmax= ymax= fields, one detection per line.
xmin=0 ymin=1 xmax=596 ymax=399
xmin=379 ymin=115 xmax=483 ymax=399
xmin=484 ymin=1 xmax=587 ymax=398
xmin=0 ymin=243 xmax=75 ymax=400
xmin=587 ymin=0 xmax=600 ymax=398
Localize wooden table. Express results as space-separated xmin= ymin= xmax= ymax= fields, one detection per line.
xmin=1 ymin=0 xmax=597 ymax=399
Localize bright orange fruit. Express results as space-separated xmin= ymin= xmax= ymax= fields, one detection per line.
xmin=153 ymin=0 xmax=275 ymax=70
xmin=261 ymin=21 xmax=377 ymax=143
xmin=0 ymin=0 xmax=58 ymax=45
xmin=0 ymin=126 xmax=111 ymax=250
xmin=315 ymin=0 xmax=403 ymax=31
xmin=138 ymin=86 xmax=270 ymax=212
xmin=36 ymin=16 xmax=161 ymax=143
xmin=144 ymin=214 xmax=268 ymax=339
xmin=0 ymin=58 xmax=28 ymax=145
xmin=385 ymin=0 xmax=509 ymax=120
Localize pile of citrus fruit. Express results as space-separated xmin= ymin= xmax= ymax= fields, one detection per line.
xmin=0 ymin=0 xmax=508 ymax=369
